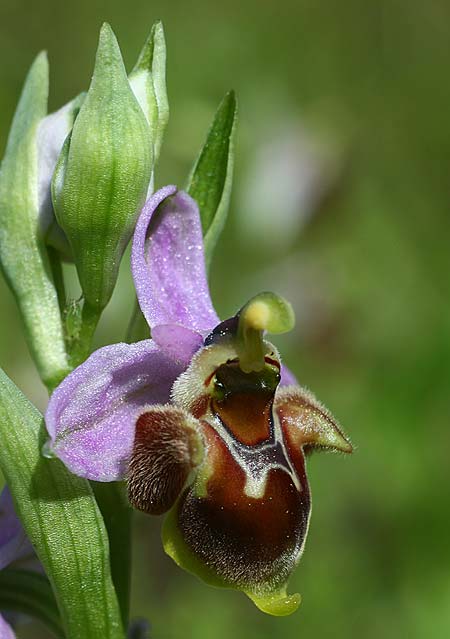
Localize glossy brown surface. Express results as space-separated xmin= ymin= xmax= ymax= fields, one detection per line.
xmin=212 ymin=392 xmax=273 ymax=444
xmin=211 ymin=360 xmax=279 ymax=445
xmin=177 ymin=419 xmax=310 ymax=591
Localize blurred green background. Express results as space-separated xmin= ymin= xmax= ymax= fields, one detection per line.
xmin=1 ymin=0 xmax=450 ymax=637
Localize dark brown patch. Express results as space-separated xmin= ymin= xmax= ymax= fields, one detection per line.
xmin=213 ymin=393 xmax=273 ymax=445
xmin=177 ymin=420 xmax=310 ymax=590
xmin=211 ymin=361 xmax=279 ymax=445
xmin=190 ymin=394 xmax=209 ymax=419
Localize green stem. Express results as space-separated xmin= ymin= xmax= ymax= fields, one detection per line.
xmin=69 ymin=301 xmax=102 ymax=367
xmin=126 ymin=298 xmax=149 ymax=342
xmin=92 ymin=481 xmax=132 ymax=630
xmin=47 ymin=247 xmax=66 ymax=314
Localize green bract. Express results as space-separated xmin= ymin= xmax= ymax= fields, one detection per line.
xmin=52 ymin=23 xmax=153 ymax=312
xmin=0 ymin=53 xmax=70 ymax=389
xmin=129 ymin=20 xmax=169 ymax=168
xmin=187 ymin=90 xmax=237 ymax=268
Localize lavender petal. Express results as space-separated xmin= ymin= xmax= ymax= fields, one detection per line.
xmin=0 ymin=488 xmax=34 ymax=571
xmin=151 ymin=324 xmax=204 ymax=364
xmin=0 ymin=615 xmax=16 ymax=639
xmin=131 ymin=186 xmax=219 ymax=332
xmin=45 ymin=340 xmax=185 ymax=481
xmin=280 ymin=364 xmax=298 ymax=387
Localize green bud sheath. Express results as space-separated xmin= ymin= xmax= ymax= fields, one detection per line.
xmin=129 ymin=20 xmax=169 ymax=166
xmin=0 ymin=53 xmax=70 ymax=389
xmin=53 ymin=23 xmax=153 ymax=311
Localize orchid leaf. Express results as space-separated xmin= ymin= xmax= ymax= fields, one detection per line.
xmin=0 ymin=569 xmax=63 ymax=638
xmin=186 ymin=90 xmax=237 ymax=268
xmin=92 ymin=481 xmax=132 ymax=629
xmin=0 ymin=367 xmax=125 ymax=639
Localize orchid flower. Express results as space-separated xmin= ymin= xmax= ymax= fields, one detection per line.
xmin=45 ymin=185 xmax=352 ymax=616
xmin=0 ymin=487 xmax=38 ymax=638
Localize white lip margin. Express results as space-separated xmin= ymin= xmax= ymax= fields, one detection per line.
xmin=170 ymin=338 xmax=301 ymax=498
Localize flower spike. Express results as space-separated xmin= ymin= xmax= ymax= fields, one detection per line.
xmin=52 ymin=23 xmax=153 ymax=311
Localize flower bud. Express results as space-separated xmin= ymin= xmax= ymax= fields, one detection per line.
xmin=52 ymin=23 xmax=153 ymax=311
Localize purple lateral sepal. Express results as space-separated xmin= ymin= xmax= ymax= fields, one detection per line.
xmin=0 ymin=488 xmax=34 ymax=571
xmin=0 ymin=614 xmax=16 ymax=639
xmin=131 ymin=186 xmax=219 ymax=332
xmin=37 ymin=101 xmax=75 ymax=232
xmin=151 ymin=324 xmax=204 ymax=364
xmin=45 ymin=340 xmax=185 ymax=481
xmin=280 ymin=364 xmax=298 ymax=387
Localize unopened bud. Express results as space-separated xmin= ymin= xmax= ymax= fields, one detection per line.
xmin=52 ymin=23 xmax=153 ymax=311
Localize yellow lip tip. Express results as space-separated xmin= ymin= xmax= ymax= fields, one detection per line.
xmin=249 ymin=591 xmax=302 ymax=616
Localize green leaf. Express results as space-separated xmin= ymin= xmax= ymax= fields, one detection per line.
xmin=53 ymin=23 xmax=153 ymax=311
xmin=0 ymin=367 xmax=125 ymax=639
xmin=186 ymin=91 xmax=237 ymax=268
xmin=91 ymin=481 xmax=132 ymax=630
xmin=129 ymin=20 xmax=169 ymax=164
xmin=0 ymin=569 xmax=63 ymax=638
xmin=126 ymin=298 xmax=150 ymax=343
xmin=0 ymin=53 xmax=70 ymax=389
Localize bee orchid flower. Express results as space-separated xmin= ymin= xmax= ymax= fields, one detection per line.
xmin=45 ymin=185 xmax=352 ymax=616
